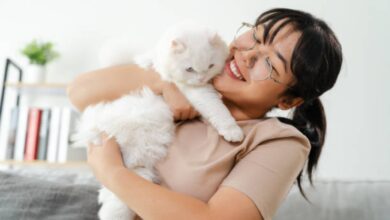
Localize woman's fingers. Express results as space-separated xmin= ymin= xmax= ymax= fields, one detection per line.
xmin=161 ymin=81 xmax=199 ymax=121
xmin=176 ymin=106 xmax=200 ymax=121
xmin=188 ymin=108 xmax=199 ymax=119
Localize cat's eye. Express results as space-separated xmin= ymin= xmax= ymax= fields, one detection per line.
xmin=186 ymin=67 xmax=194 ymax=72
xmin=208 ymin=64 xmax=214 ymax=69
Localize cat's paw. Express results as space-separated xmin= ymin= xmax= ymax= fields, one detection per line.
xmin=220 ymin=125 xmax=244 ymax=142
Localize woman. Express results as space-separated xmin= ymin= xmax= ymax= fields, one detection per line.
xmin=68 ymin=8 xmax=342 ymax=220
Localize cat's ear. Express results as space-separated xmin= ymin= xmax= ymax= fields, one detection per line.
xmin=171 ymin=40 xmax=186 ymax=53
xmin=209 ymin=33 xmax=224 ymax=47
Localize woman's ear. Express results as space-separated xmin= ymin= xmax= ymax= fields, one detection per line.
xmin=277 ymin=96 xmax=304 ymax=110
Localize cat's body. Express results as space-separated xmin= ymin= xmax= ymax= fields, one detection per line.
xmin=74 ymin=22 xmax=243 ymax=220
xmin=73 ymin=88 xmax=173 ymax=220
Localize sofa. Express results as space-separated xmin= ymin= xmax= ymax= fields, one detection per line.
xmin=0 ymin=166 xmax=388 ymax=220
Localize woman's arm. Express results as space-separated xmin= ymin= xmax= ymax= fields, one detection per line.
xmin=67 ymin=64 xmax=163 ymax=112
xmin=67 ymin=64 xmax=198 ymax=120
xmin=88 ymin=133 xmax=262 ymax=220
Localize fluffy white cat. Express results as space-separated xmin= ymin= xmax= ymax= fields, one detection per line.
xmin=73 ymin=22 xmax=243 ymax=220
xmin=136 ymin=22 xmax=244 ymax=142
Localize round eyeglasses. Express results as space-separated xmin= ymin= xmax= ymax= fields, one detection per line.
xmin=232 ymin=22 xmax=293 ymax=87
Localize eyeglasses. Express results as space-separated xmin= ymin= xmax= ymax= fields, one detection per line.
xmin=233 ymin=22 xmax=292 ymax=87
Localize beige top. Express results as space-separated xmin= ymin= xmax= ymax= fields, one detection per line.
xmin=154 ymin=117 xmax=311 ymax=220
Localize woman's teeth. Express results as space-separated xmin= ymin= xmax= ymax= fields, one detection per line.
xmin=230 ymin=61 xmax=244 ymax=80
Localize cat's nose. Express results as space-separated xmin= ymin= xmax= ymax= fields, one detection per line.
xmin=201 ymin=77 xmax=210 ymax=84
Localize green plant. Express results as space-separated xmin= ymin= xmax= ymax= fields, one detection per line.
xmin=21 ymin=40 xmax=59 ymax=66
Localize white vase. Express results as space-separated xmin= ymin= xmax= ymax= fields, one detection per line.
xmin=24 ymin=64 xmax=46 ymax=83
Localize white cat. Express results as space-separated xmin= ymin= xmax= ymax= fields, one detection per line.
xmin=73 ymin=22 xmax=243 ymax=220
xmin=136 ymin=22 xmax=244 ymax=142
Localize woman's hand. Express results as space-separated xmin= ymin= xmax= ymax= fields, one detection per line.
xmin=87 ymin=132 xmax=125 ymax=186
xmin=160 ymin=81 xmax=199 ymax=121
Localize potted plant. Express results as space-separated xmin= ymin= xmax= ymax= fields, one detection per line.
xmin=21 ymin=40 xmax=59 ymax=83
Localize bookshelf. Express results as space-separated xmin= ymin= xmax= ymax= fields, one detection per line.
xmin=0 ymin=58 xmax=84 ymax=166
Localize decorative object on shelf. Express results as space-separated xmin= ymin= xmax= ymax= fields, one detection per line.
xmin=21 ymin=40 xmax=59 ymax=83
xmin=0 ymin=59 xmax=22 ymax=126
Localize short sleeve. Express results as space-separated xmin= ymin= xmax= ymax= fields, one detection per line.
xmin=220 ymin=136 xmax=310 ymax=220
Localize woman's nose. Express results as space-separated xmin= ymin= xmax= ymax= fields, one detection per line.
xmin=241 ymin=49 xmax=258 ymax=68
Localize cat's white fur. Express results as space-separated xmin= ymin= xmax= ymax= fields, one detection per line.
xmin=136 ymin=22 xmax=244 ymax=142
xmin=73 ymin=22 xmax=243 ymax=220
xmin=73 ymin=88 xmax=173 ymax=220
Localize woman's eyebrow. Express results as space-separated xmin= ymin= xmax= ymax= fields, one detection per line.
xmin=276 ymin=51 xmax=287 ymax=74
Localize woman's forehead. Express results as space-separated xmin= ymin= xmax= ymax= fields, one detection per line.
xmin=255 ymin=22 xmax=301 ymax=74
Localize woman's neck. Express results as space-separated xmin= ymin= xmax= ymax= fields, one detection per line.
xmin=223 ymin=98 xmax=267 ymax=121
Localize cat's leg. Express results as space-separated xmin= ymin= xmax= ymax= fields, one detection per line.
xmin=183 ymin=85 xmax=244 ymax=142
xmin=98 ymin=187 xmax=136 ymax=220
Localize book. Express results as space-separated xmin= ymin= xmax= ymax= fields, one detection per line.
xmin=64 ymin=110 xmax=84 ymax=161
xmin=0 ymin=107 xmax=12 ymax=160
xmin=5 ymin=107 xmax=19 ymax=159
xmin=37 ymin=109 xmax=51 ymax=160
xmin=13 ymin=106 xmax=29 ymax=161
xmin=47 ymin=107 xmax=61 ymax=163
xmin=57 ymin=108 xmax=74 ymax=163
xmin=24 ymin=108 xmax=42 ymax=160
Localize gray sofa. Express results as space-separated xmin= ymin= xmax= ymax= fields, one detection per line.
xmin=1 ymin=166 xmax=388 ymax=220
xmin=274 ymin=180 xmax=390 ymax=220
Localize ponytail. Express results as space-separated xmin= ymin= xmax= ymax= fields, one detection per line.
xmin=277 ymin=97 xmax=326 ymax=201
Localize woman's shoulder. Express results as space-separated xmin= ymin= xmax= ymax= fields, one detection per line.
xmin=244 ymin=117 xmax=309 ymax=139
xmin=236 ymin=117 xmax=311 ymax=156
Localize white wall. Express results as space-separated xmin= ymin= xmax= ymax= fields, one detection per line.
xmin=0 ymin=0 xmax=389 ymax=180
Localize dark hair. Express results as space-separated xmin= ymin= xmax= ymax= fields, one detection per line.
xmin=255 ymin=8 xmax=343 ymax=200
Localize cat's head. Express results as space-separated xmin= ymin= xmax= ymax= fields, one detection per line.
xmin=155 ymin=24 xmax=229 ymax=86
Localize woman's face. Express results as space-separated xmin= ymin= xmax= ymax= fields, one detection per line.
xmin=213 ymin=21 xmax=302 ymax=120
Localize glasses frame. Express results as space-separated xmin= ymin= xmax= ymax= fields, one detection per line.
xmin=233 ymin=22 xmax=293 ymax=88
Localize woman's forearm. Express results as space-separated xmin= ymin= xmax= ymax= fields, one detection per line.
xmin=108 ymin=167 xmax=211 ymax=220
xmin=67 ymin=64 xmax=163 ymax=112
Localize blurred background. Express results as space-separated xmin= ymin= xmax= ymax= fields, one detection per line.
xmin=0 ymin=0 xmax=389 ymax=181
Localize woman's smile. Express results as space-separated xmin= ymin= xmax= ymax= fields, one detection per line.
xmin=224 ymin=59 xmax=246 ymax=82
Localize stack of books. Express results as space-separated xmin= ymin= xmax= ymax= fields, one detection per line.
xmin=0 ymin=106 xmax=85 ymax=163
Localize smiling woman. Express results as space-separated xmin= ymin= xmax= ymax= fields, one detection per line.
xmin=213 ymin=7 xmax=343 ymax=198
xmin=68 ymin=8 xmax=342 ymax=220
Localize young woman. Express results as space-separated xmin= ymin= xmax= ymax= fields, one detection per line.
xmin=68 ymin=8 xmax=342 ymax=220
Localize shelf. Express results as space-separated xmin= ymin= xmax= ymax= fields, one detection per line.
xmin=4 ymin=82 xmax=68 ymax=95
xmin=5 ymin=82 xmax=68 ymax=89
xmin=0 ymin=160 xmax=88 ymax=167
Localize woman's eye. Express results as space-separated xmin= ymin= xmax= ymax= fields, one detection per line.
xmin=208 ymin=64 xmax=214 ymax=69
xmin=186 ymin=67 xmax=194 ymax=72
xmin=265 ymin=57 xmax=278 ymax=76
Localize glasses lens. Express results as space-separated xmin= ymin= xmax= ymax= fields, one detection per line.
xmin=249 ymin=57 xmax=271 ymax=81
xmin=233 ymin=24 xmax=257 ymax=51
xmin=249 ymin=57 xmax=286 ymax=84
